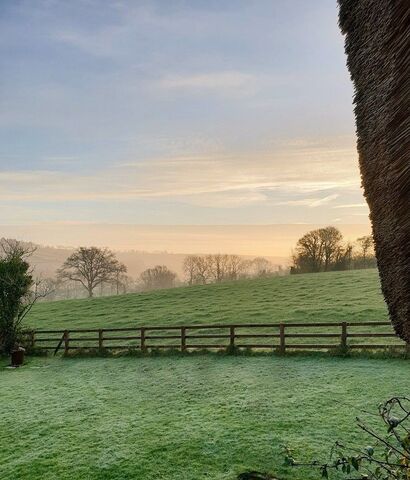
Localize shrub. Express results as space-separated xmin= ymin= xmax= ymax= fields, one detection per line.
xmin=283 ymin=396 xmax=410 ymax=479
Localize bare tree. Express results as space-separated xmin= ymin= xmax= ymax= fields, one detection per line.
xmin=183 ymin=255 xmax=210 ymax=285
xmin=0 ymin=238 xmax=36 ymax=259
xmin=207 ymin=254 xmax=230 ymax=283
xmin=357 ymin=235 xmax=374 ymax=262
xmin=226 ymin=254 xmax=246 ymax=281
xmin=193 ymin=256 xmax=210 ymax=284
xmin=140 ymin=265 xmax=177 ymax=290
xmin=333 ymin=242 xmax=353 ymax=271
xmin=113 ymin=263 xmax=128 ymax=295
xmin=184 ymin=253 xmax=255 ymax=284
xmin=251 ymin=257 xmax=274 ymax=278
xmin=57 ymin=247 xmax=126 ymax=298
xmin=117 ymin=273 xmax=133 ymax=295
xmin=183 ymin=255 xmax=197 ymax=286
xmin=320 ymin=226 xmax=343 ymax=271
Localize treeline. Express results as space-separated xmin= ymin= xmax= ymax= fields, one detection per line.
xmin=24 ymin=244 xmax=283 ymax=301
xmin=183 ymin=254 xmax=279 ymax=285
xmin=291 ymin=226 xmax=376 ymax=274
xmin=1 ymin=232 xmax=377 ymax=301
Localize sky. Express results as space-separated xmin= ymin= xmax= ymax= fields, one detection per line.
xmin=0 ymin=0 xmax=370 ymax=249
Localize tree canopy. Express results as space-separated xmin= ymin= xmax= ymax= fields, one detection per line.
xmin=140 ymin=265 xmax=177 ymax=290
xmin=58 ymin=247 xmax=127 ymax=298
xmin=0 ymin=240 xmax=48 ymax=354
xmin=291 ymin=227 xmax=375 ymax=274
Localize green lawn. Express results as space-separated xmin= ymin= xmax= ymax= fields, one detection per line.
xmin=29 ymin=269 xmax=387 ymax=329
xmin=1 ymin=354 xmax=409 ymax=480
xmin=2 ymin=269 xmax=407 ymax=479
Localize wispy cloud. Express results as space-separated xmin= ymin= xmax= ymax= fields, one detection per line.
xmin=159 ymin=72 xmax=255 ymax=89
xmin=0 ymin=139 xmax=360 ymax=209
xmin=275 ymin=194 xmax=339 ymax=208
xmin=309 ymin=194 xmax=339 ymax=207
xmin=53 ymin=29 xmax=120 ymax=57
xmin=1 ymin=0 xmax=359 ymax=225
xmin=157 ymin=71 xmax=259 ymax=95
xmin=333 ymin=203 xmax=368 ymax=209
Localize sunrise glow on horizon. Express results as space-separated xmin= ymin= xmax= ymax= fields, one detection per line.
xmin=1 ymin=0 xmax=370 ymax=252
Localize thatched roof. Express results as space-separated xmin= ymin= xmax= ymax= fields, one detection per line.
xmin=338 ymin=0 xmax=410 ymax=342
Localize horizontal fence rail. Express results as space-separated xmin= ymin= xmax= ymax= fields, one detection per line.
xmin=24 ymin=322 xmax=408 ymax=355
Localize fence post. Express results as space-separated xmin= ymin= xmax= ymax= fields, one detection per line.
xmin=181 ymin=327 xmax=186 ymax=352
xmin=279 ymin=323 xmax=286 ymax=354
xmin=230 ymin=326 xmax=235 ymax=349
xmin=64 ymin=330 xmax=70 ymax=354
xmin=30 ymin=330 xmax=36 ymax=350
xmin=341 ymin=322 xmax=347 ymax=350
xmin=98 ymin=329 xmax=104 ymax=350
xmin=140 ymin=327 xmax=146 ymax=352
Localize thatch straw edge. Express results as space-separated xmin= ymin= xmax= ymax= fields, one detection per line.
xmin=338 ymin=0 xmax=410 ymax=341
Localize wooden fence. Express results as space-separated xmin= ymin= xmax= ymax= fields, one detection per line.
xmin=26 ymin=321 xmax=408 ymax=355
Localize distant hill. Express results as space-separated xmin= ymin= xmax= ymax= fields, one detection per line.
xmin=0 ymin=223 xmax=371 ymax=257
xmin=28 ymin=244 xmax=289 ymax=279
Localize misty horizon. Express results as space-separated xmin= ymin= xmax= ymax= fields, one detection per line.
xmin=1 ymin=223 xmax=371 ymax=258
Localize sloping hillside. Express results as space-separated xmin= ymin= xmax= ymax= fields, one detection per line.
xmin=28 ymin=269 xmax=388 ymax=330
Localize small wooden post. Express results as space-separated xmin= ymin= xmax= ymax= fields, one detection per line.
xmin=230 ymin=326 xmax=235 ymax=349
xmin=98 ymin=329 xmax=104 ymax=350
xmin=140 ymin=327 xmax=146 ymax=352
xmin=181 ymin=327 xmax=186 ymax=352
xmin=279 ymin=323 xmax=286 ymax=354
xmin=341 ymin=322 xmax=347 ymax=350
xmin=64 ymin=330 xmax=70 ymax=354
xmin=30 ymin=330 xmax=36 ymax=350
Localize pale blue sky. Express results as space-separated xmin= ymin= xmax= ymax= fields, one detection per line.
xmin=0 ymin=0 xmax=369 ymax=227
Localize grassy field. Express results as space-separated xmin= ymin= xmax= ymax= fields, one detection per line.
xmin=26 ymin=269 xmax=397 ymax=350
xmin=2 ymin=268 xmax=407 ymax=480
xmin=29 ymin=269 xmax=387 ymax=329
xmin=1 ymin=354 xmax=409 ymax=480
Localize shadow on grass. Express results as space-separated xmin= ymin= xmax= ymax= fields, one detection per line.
xmin=38 ymin=345 xmax=410 ymax=361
